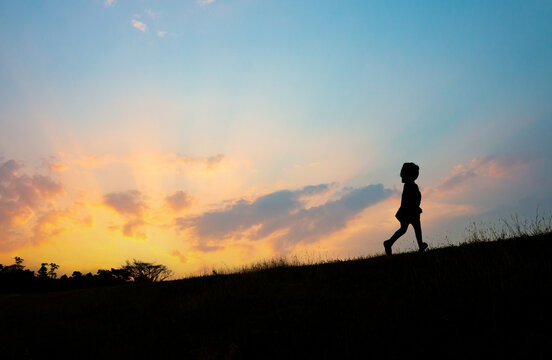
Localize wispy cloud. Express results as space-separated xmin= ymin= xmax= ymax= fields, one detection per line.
xmin=198 ymin=0 xmax=216 ymax=5
xmin=104 ymin=0 xmax=116 ymax=7
xmin=427 ymin=156 xmax=531 ymax=197
xmin=131 ymin=19 xmax=147 ymax=32
xmin=157 ymin=31 xmax=167 ymax=38
xmin=169 ymin=249 xmax=187 ymax=263
xmin=60 ymin=153 xmax=224 ymax=170
xmin=144 ymin=9 xmax=159 ymax=19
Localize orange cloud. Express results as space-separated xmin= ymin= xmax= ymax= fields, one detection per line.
xmin=0 ymin=159 xmax=97 ymax=256
xmin=103 ymin=190 xmax=149 ymax=239
xmin=169 ymin=249 xmax=187 ymax=263
xmin=122 ymin=219 xmax=147 ymax=240
xmin=48 ymin=162 xmax=68 ymax=172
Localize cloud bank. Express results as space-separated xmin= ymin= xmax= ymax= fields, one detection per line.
xmin=177 ymin=183 xmax=393 ymax=252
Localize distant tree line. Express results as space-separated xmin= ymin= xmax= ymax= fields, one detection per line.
xmin=0 ymin=257 xmax=172 ymax=294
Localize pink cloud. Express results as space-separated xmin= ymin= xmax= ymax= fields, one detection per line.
xmin=131 ymin=19 xmax=147 ymax=32
xmin=427 ymin=156 xmax=531 ymax=197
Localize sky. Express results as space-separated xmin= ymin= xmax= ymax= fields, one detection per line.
xmin=1 ymin=0 xmax=551 ymax=277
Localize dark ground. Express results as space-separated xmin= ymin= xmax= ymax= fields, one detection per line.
xmin=1 ymin=233 xmax=551 ymax=359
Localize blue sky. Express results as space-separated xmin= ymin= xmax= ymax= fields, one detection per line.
xmin=1 ymin=0 xmax=551 ymax=275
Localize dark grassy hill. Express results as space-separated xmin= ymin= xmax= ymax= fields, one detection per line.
xmin=1 ymin=234 xmax=551 ymax=359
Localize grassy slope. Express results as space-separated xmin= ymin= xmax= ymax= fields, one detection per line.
xmin=1 ymin=234 xmax=551 ymax=359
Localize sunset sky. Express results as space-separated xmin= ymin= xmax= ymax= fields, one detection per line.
xmin=1 ymin=0 xmax=551 ymax=277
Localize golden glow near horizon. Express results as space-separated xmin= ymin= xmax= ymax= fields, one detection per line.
xmin=0 ymin=150 xmax=536 ymax=278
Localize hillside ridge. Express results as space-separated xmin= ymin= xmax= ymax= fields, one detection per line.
xmin=1 ymin=233 xmax=551 ymax=359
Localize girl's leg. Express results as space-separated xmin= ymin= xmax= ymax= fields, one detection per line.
xmin=387 ymin=221 xmax=409 ymax=246
xmin=411 ymin=217 xmax=427 ymax=250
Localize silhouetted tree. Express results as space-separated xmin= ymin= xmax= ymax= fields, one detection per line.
xmin=72 ymin=271 xmax=82 ymax=279
xmin=38 ymin=263 xmax=49 ymax=279
xmin=48 ymin=263 xmax=59 ymax=279
xmin=0 ymin=257 xmax=35 ymax=293
xmin=14 ymin=256 xmax=24 ymax=270
xmin=2 ymin=257 xmax=26 ymax=273
xmin=121 ymin=259 xmax=172 ymax=282
xmin=110 ymin=268 xmax=131 ymax=281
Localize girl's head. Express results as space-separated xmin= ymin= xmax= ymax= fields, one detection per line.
xmin=400 ymin=162 xmax=419 ymax=183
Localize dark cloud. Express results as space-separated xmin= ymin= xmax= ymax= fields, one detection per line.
xmin=177 ymin=183 xmax=392 ymax=252
xmin=267 ymin=185 xmax=393 ymax=251
xmin=104 ymin=190 xmax=145 ymax=216
xmin=165 ymin=190 xmax=192 ymax=212
xmin=177 ymin=184 xmax=331 ymax=239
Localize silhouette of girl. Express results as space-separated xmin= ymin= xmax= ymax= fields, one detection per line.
xmin=384 ymin=162 xmax=428 ymax=255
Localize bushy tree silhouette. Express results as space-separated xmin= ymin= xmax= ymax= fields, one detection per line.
xmin=121 ymin=259 xmax=173 ymax=282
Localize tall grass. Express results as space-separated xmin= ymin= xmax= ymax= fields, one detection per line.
xmin=208 ymin=252 xmax=338 ymax=276
xmin=201 ymin=209 xmax=552 ymax=278
xmin=465 ymin=208 xmax=552 ymax=243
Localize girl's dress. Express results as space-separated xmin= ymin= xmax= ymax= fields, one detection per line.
xmin=395 ymin=182 xmax=423 ymax=223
